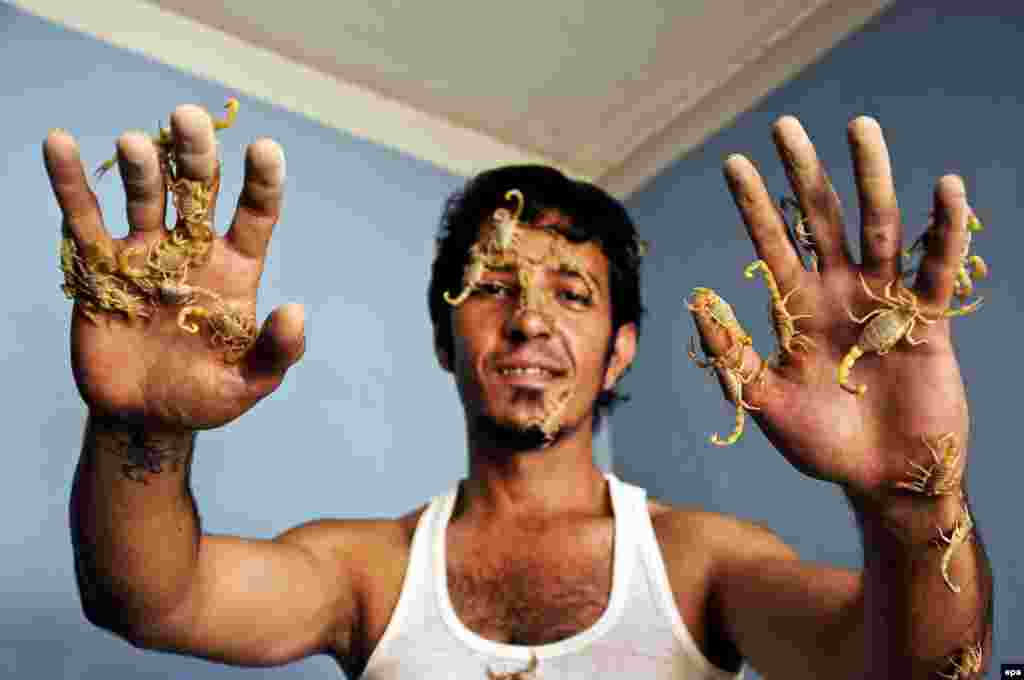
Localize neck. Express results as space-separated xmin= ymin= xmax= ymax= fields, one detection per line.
xmin=458 ymin=417 xmax=611 ymax=525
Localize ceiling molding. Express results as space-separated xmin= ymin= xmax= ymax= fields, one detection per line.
xmin=14 ymin=0 xmax=891 ymax=199
xmin=597 ymin=0 xmax=893 ymax=197
xmin=12 ymin=0 xmax=580 ymax=179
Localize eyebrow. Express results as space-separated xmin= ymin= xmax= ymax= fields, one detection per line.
xmin=556 ymin=263 xmax=602 ymax=295
xmin=483 ymin=254 xmax=604 ymax=295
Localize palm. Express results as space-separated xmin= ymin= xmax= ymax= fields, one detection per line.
xmin=695 ymin=116 xmax=976 ymax=498
xmin=757 ymin=274 xmax=967 ymax=492
xmin=46 ymin=104 xmax=302 ymax=432
xmin=71 ymin=238 xmax=266 ymax=429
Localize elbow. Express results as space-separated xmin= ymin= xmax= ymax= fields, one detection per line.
xmin=80 ymin=600 xmax=146 ymax=646
xmin=79 ymin=595 xmax=183 ymax=652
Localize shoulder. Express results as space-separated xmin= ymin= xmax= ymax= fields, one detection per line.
xmin=645 ymin=501 xmax=794 ymax=673
xmin=275 ymin=505 xmax=429 ymax=580
xmin=648 ymin=500 xmax=799 ymax=570
xmin=276 ymin=505 xmax=432 ymax=670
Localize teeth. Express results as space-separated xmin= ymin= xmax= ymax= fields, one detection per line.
xmin=499 ymin=367 xmax=554 ymax=377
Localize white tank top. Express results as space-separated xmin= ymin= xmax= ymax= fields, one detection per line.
xmin=360 ymin=474 xmax=744 ymax=679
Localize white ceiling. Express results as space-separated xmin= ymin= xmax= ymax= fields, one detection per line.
xmin=17 ymin=0 xmax=892 ymax=197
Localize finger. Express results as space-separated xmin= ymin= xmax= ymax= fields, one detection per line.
xmin=226 ymin=139 xmax=285 ymax=259
xmin=687 ymin=288 xmax=772 ymax=407
xmin=116 ymin=131 xmax=166 ymax=234
xmin=244 ymin=303 xmax=306 ymax=384
xmin=724 ymin=154 xmax=806 ymax=288
xmin=169 ymin=104 xmax=221 ymax=225
xmin=42 ymin=130 xmax=113 ymax=250
xmin=915 ymin=175 xmax=970 ymax=307
xmin=773 ymin=116 xmax=853 ymax=271
xmin=848 ymin=117 xmax=901 ymax=280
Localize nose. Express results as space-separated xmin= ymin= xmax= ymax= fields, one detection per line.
xmin=502 ymin=267 xmax=554 ymax=341
xmin=503 ymin=300 xmax=554 ymax=342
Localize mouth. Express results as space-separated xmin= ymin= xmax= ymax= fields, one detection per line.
xmin=492 ymin=362 xmax=569 ymax=385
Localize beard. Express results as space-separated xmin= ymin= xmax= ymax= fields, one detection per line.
xmin=469 ymin=378 xmax=582 ymax=451
xmin=472 ymin=410 xmax=555 ymax=451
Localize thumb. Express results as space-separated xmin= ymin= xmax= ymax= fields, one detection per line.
xmin=245 ymin=303 xmax=306 ymax=379
xmin=687 ymin=287 xmax=764 ymax=381
xmin=687 ymin=287 xmax=771 ymax=444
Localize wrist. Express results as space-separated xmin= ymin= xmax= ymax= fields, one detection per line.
xmin=846 ymin=484 xmax=965 ymax=547
xmin=86 ymin=414 xmax=197 ymax=483
xmin=87 ymin=411 xmax=198 ymax=437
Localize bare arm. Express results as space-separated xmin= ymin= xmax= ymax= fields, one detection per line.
xmin=707 ymin=491 xmax=991 ymax=679
xmin=70 ymin=417 xmax=359 ymax=666
xmin=48 ymin=103 xmax=359 ymax=666
xmin=689 ymin=115 xmax=993 ymax=678
xmin=70 ymin=417 xmax=199 ymax=633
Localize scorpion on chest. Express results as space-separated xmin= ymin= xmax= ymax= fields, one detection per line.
xmin=486 ymin=652 xmax=539 ymax=680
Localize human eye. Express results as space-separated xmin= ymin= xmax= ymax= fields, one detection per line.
xmin=476 ymin=281 xmax=513 ymax=298
xmin=558 ymin=287 xmax=593 ymax=307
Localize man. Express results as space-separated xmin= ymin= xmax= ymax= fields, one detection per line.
xmin=47 ymin=104 xmax=992 ymax=679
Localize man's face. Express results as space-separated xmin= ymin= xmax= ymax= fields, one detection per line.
xmin=441 ymin=209 xmax=633 ymax=446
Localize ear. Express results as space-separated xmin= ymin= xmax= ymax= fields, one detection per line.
xmin=603 ymin=322 xmax=637 ymax=390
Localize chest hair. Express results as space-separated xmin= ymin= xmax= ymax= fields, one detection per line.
xmin=446 ymin=523 xmax=614 ymax=645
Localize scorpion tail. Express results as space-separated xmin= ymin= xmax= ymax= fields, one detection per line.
xmin=837 ymin=346 xmax=867 ymax=395
xmin=710 ymin=402 xmax=744 ymax=446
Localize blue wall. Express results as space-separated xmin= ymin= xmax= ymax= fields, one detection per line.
xmin=618 ymin=1 xmax=1021 ymax=675
xmin=1 ymin=3 xmax=617 ymax=677
xmin=3 ymin=4 xmax=462 ymax=678
xmin=4 ymin=1 xmax=1020 ymax=678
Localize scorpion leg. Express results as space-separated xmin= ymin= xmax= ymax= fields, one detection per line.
xmin=904 ymin=318 xmax=929 ymax=346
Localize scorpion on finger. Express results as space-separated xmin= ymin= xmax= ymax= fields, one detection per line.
xmin=744 ymin=259 xmax=814 ymax=363
xmin=687 ymin=288 xmax=765 ymax=446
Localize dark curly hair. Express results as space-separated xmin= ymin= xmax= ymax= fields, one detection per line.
xmin=428 ymin=165 xmax=646 ymax=427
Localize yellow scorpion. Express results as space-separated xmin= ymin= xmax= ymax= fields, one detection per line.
xmin=780 ymin=196 xmax=818 ymax=272
xmin=744 ymin=259 xmax=814 ymax=361
xmin=94 ymin=98 xmax=240 ymax=180
xmin=487 ymin=652 xmax=539 ymax=680
xmin=894 ymin=432 xmax=963 ymax=497
xmin=837 ymin=274 xmax=940 ymax=395
xmin=61 ymin=99 xmax=255 ymax=362
xmin=934 ymin=499 xmax=974 ymax=595
xmin=903 ymin=214 xmax=987 ymax=311
xmin=444 ymin=189 xmax=525 ymax=306
xmin=687 ymin=288 xmax=765 ymax=446
xmin=935 ymin=641 xmax=983 ymax=680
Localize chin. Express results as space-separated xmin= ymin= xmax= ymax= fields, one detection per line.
xmin=474 ymin=412 xmax=554 ymax=450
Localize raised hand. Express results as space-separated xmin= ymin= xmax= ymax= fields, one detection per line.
xmin=45 ymin=103 xmax=305 ymax=431
xmin=690 ymin=116 xmax=978 ymax=501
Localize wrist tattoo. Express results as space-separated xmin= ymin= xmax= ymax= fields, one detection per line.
xmin=90 ymin=417 xmax=195 ymax=483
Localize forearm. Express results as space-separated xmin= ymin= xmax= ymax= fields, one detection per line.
xmin=70 ymin=415 xmax=200 ymax=634
xmin=849 ymin=484 xmax=993 ymax=679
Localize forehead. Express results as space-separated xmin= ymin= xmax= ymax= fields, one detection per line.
xmin=475 ymin=210 xmax=610 ymax=283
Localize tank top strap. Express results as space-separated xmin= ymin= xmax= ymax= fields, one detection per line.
xmin=605 ymin=472 xmax=650 ymax=532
